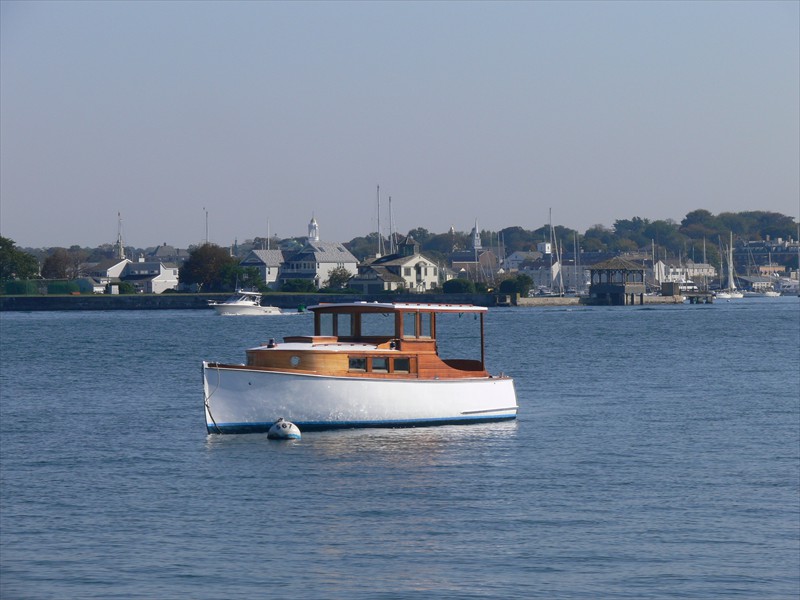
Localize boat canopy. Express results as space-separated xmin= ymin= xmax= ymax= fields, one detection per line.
xmin=307 ymin=301 xmax=487 ymax=314
xmin=307 ymin=302 xmax=487 ymax=366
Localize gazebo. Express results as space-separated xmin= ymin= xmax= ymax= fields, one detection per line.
xmin=589 ymin=257 xmax=646 ymax=305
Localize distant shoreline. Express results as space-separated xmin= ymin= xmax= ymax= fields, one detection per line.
xmin=0 ymin=292 xmax=687 ymax=312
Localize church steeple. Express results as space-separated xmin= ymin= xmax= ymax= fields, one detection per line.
xmin=308 ymin=215 xmax=319 ymax=242
xmin=471 ymin=218 xmax=482 ymax=251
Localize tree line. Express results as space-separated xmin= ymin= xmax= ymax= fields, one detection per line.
xmin=347 ymin=210 xmax=798 ymax=264
xmin=2 ymin=210 xmax=798 ymax=288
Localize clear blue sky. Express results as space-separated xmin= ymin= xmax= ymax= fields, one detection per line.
xmin=2 ymin=0 xmax=798 ymax=249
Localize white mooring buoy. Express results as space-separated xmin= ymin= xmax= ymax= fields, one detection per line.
xmin=267 ymin=418 xmax=301 ymax=440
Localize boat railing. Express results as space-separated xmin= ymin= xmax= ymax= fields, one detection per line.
xmin=282 ymin=336 xmax=338 ymax=345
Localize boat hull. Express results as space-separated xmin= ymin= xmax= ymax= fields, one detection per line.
xmin=203 ymin=362 xmax=518 ymax=434
xmin=211 ymin=305 xmax=282 ymax=316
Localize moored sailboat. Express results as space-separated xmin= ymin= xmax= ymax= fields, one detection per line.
xmin=716 ymin=233 xmax=743 ymax=299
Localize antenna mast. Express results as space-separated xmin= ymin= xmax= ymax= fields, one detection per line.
xmin=377 ymin=185 xmax=384 ymax=256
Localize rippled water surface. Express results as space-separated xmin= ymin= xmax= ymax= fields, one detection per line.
xmin=1 ymin=298 xmax=798 ymax=598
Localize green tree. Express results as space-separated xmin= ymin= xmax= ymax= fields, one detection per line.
xmin=423 ymin=231 xmax=469 ymax=255
xmin=499 ymin=226 xmax=535 ymax=253
xmin=583 ymin=225 xmax=614 ymax=252
xmin=40 ymin=247 xmax=89 ymax=279
xmin=281 ymin=279 xmax=318 ymax=292
xmin=498 ymin=273 xmax=533 ymax=297
xmin=443 ymin=278 xmax=475 ymax=293
xmin=41 ymin=248 xmax=70 ymax=279
xmin=179 ymin=244 xmax=238 ymax=292
xmin=346 ymin=233 xmax=383 ymax=261
xmin=613 ymin=217 xmax=650 ymax=249
xmin=680 ymin=209 xmax=719 ymax=239
xmin=0 ymin=236 xmax=40 ymax=282
xmin=323 ymin=266 xmax=352 ymax=290
xmin=406 ymin=227 xmax=432 ymax=245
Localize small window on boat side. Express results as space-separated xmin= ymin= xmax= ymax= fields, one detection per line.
xmin=403 ymin=312 xmax=417 ymax=338
xmin=348 ymin=357 xmax=366 ymax=371
xmin=393 ymin=357 xmax=410 ymax=373
xmin=371 ymin=357 xmax=388 ymax=373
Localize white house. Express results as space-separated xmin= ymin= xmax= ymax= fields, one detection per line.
xmin=653 ymin=260 xmax=716 ymax=286
xmin=349 ymin=236 xmax=440 ymax=294
xmin=278 ymin=218 xmax=358 ymax=289
xmin=122 ymin=258 xmax=179 ymax=294
xmin=505 ymin=251 xmax=542 ymax=271
xmin=240 ymin=249 xmax=285 ymax=289
xmin=84 ymin=258 xmax=130 ymax=283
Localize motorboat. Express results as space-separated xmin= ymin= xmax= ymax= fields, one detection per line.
xmin=208 ymin=290 xmax=282 ymax=316
xmin=203 ymin=301 xmax=517 ymax=433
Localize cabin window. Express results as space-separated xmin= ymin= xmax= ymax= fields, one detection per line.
xmin=393 ymin=357 xmax=410 ymax=373
xmin=348 ymin=357 xmax=366 ymax=371
xmin=336 ymin=313 xmax=353 ymax=337
xmin=371 ymin=357 xmax=389 ymax=373
xmin=319 ymin=313 xmax=334 ymax=336
xmin=360 ymin=312 xmax=394 ymax=338
xmin=403 ymin=312 xmax=417 ymax=338
xmin=420 ymin=312 xmax=433 ymax=338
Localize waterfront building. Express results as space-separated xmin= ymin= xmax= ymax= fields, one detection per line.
xmin=589 ymin=257 xmax=646 ymax=305
xmin=277 ymin=217 xmax=358 ymax=289
xmin=349 ymin=236 xmax=439 ymax=293
xmin=122 ymin=257 xmax=180 ymax=294
xmin=239 ymin=249 xmax=285 ymax=289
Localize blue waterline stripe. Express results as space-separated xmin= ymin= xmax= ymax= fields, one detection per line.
xmin=208 ymin=414 xmax=517 ymax=434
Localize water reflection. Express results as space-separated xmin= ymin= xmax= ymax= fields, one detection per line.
xmin=204 ymin=420 xmax=519 ymax=467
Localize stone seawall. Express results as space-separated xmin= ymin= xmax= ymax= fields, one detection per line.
xmin=0 ymin=293 xmax=497 ymax=312
xmin=516 ymin=295 xmax=684 ymax=307
xmin=0 ymin=292 xmax=685 ymax=312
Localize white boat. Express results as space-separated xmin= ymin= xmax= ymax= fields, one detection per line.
xmin=776 ymin=278 xmax=800 ymax=296
xmin=716 ymin=233 xmax=744 ymax=299
xmin=203 ymin=301 xmax=518 ymax=433
xmin=716 ymin=290 xmax=744 ymax=299
xmin=208 ymin=290 xmax=282 ymax=316
xmin=743 ymin=290 xmax=781 ymax=298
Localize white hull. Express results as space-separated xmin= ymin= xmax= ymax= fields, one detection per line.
xmin=203 ymin=362 xmax=517 ymax=433
xmin=716 ymin=291 xmax=743 ymax=299
xmin=212 ymin=304 xmax=282 ymax=316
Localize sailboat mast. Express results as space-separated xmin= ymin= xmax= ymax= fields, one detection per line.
xmin=548 ymin=208 xmax=554 ymax=290
xmin=389 ymin=196 xmax=395 ymax=255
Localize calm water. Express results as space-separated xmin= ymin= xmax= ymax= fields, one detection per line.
xmin=1 ymin=299 xmax=798 ymax=599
